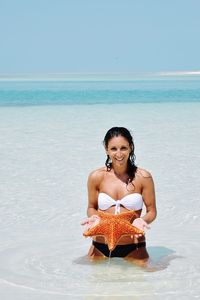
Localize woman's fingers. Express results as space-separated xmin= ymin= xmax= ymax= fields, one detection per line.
xmin=80 ymin=219 xmax=89 ymax=226
xmin=132 ymin=218 xmax=150 ymax=234
xmin=81 ymin=215 xmax=100 ymax=229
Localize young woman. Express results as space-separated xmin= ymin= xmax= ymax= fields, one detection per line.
xmin=82 ymin=127 xmax=157 ymax=261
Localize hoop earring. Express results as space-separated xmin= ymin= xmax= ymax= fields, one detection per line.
xmin=129 ymin=153 xmax=135 ymax=166
xmin=105 ymin=155 xmax=112 ymax=170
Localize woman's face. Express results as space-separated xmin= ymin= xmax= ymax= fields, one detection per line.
xmin=106 ymin=135 xmax=132 ymax=167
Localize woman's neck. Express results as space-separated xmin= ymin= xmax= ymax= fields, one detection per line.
xmin=112 ymin=165 xmax=129 ymax=182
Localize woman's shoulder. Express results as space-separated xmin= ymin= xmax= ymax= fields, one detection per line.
xmin=136 ymin=167 xmax=153 ymax=179
xmin=88 ymin=167 xmax=107 ymax=182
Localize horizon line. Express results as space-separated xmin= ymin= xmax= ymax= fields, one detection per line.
xmin=0 ymin=70 xmax=200 ymax=81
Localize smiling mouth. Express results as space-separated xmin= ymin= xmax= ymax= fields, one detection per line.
xmin=115 ymin=158 xmax=124 ymax=161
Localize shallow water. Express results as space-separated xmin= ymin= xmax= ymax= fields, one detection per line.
xmin=0 ymin=99 xmax=200 ymax=299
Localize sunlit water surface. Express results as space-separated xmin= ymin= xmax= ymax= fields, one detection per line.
xmin=0 ymin=92 xmax=200 ymax=299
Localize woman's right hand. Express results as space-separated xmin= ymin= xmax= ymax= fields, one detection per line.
xmin=132 ymin=217 xmax=150 ymax=238
xmin=81 ymin=215 xmax=100 ymax=230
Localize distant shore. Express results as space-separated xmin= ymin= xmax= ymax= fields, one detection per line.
xmin=0 ymin=71 xmax=200 ymax=81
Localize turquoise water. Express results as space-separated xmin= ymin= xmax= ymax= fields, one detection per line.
xmin=0 ymin=78 xmax=200 ymax=106
xmin=0 ymin=78 xmax=200 ymax=299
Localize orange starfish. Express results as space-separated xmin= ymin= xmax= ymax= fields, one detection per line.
xmin=83 ymin=210 xmax=144 ymax=251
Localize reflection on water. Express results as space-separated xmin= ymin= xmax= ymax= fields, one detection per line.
xmin=74 ymin=245 xmax=180 ymax=273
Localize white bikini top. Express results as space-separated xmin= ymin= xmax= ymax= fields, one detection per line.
xmin=98 ymin=192 xmax=143 ymax=215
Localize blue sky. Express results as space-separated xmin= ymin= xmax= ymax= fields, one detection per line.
xmin=0 ymin=0 xmax=200 ymax=74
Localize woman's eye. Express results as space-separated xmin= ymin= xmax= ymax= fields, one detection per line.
xmin=110 ymin=146 xmax=128 ymax=151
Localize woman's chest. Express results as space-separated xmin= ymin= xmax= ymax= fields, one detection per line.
xmin=99 ymin=175 xmax=142 ymax=199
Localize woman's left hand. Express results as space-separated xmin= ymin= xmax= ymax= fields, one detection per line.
xmin=132 ymin=218 xmax=150 ymax=238
xmin=81 ymin=215 xmax=100 ymax=230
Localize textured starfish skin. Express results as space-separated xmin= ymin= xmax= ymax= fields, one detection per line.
xmin=83 ymin=210 xmax=144 ymax=251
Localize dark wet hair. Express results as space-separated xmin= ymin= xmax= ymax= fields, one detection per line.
xmin=103 ymin=127 xmax=137 ymax=183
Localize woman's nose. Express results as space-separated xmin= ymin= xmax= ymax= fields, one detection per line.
xmin=116 ymin=149 xmax=122 ymax=155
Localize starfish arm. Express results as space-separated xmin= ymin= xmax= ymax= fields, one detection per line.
xmin=83 ymin=223 xmax=107 ymax=237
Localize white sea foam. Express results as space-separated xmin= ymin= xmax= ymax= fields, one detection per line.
xmin=0 ymin=71 xmax=200 ymax=82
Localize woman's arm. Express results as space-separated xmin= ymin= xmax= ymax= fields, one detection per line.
xmin=81 ymin=170 xmax=103 ymax=229
xmin=86 ymin=170 xmax=101 ymax=217
xmin=141 ymin=171 xmax=157 ymax=224
xmin=132 ymin=170 xmax=156 ymax=238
